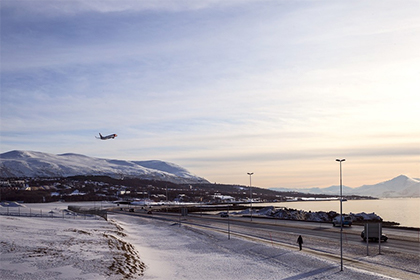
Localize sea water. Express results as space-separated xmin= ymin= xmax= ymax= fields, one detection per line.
xmin=261 ymin=197 xmax=420 ymax=228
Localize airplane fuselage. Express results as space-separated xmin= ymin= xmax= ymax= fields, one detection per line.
xmin=97 ymin=133 xmax=117 ymax=140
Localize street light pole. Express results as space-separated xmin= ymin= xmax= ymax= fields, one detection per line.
xmin=336 ymin=158 xmax=345 ymax=271
xmin=247 ymin=172 xmax=253 ymax=221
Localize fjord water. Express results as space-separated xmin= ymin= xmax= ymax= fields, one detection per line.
xmin=263 ymin=197 xmax=420 ymax=228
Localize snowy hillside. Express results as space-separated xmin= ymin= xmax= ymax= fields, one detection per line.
xmin=352 ymin=175 xmax=420 ymax=198
xmin=0 ymin=150 xmax=209 ymax=184
xmin=271 ymin=175 xmax=420 ymax=198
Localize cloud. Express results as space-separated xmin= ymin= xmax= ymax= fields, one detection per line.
xmin=1 ymin=0 xmax=266 ymax=21
xmin=1 ymin=0 xmax=419 ymax=188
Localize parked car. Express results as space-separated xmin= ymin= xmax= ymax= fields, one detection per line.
xmin=332 ymin=215 xmax=352 ymax=227
xmin=361 ymin=230 xmax=388 ymax=242
xmin=220 ymin=212 xmax=229 ymax=217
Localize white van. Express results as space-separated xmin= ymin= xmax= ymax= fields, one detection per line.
xmin=332 ymin=215 xmax=352 ymax=227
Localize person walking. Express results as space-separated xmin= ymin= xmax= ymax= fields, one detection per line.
xmin=297 ymin=235 xmax=303 ymax=250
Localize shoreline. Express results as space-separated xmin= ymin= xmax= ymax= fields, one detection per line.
xmin=2 ymin=200 xmax=419 ymax=230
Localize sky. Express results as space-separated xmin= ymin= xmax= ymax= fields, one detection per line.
xmin=1 ymin=0 xmax=419 ymax=189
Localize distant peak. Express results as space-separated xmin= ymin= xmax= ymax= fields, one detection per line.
xmin=387 ymin=174 xmax=410 ymax=182
xmin=1 ymin=150 xmax=41 ymax=158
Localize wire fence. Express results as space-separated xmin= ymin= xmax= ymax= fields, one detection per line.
xmin=0 ymin=206 xmax=107 ymax=220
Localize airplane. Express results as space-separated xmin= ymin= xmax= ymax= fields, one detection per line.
xmin=96 ymin=133 xmax=117 ymax=140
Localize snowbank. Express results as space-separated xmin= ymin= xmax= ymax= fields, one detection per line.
xmin=239 ymin=206 xmax=384 ymax=224
xmin=0 ymin=203 xmax=144 ymax=279
xmin=0 ymin=201 xmax=26 ymax=208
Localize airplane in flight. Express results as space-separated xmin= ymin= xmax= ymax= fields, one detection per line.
xmin=96 ymin=133 xmax=117 ymax=140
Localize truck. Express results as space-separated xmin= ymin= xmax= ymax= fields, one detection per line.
xmin=332 ymin=215 xmax=352 ymax=227
xmin=361 ymin=223 xmax=388 ymax=242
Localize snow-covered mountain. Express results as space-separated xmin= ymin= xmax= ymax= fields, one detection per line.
xmin=352 ymin=175 xmax=420 ymax=198
xmin=271 ymin=175 xmax=420 ymax=198
xmin=0 ymin=150 xmax=209 ymax=184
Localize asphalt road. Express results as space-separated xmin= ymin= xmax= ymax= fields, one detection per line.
xmin=191 ymin=213 xmax=419 ymax=254
xmin=111 ymin=208 xmax=420 ymax=255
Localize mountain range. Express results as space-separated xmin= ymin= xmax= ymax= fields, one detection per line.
xmin=270 ymin=175 xmax=420 ymax=198
xmin=0 ymin=150 xmax=209 ymax=184
xmin=1 ymin=150 xmax=418 ymax=198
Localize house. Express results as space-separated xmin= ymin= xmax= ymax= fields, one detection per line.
xmin=213 ymin=193 xmax=235 ymax=202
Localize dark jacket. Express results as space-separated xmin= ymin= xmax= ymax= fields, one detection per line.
xmin=297 ymin=236 xmax=303 ymax=244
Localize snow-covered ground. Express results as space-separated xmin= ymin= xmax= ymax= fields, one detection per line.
xmin=0 ymin=202 xmax=413 ymax=279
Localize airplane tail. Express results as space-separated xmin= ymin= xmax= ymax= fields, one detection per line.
xmin=95 ymin=133 xmax=103 ymax=139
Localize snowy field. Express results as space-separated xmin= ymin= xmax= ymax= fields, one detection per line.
xmin=0 ymin=202 xmax=414 ymax=279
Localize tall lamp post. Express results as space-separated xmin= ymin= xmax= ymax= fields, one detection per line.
xmin=247 ymin=172 xmax=253 ymax=221
xmin=336 ymin=158 xmax=345 ymax=271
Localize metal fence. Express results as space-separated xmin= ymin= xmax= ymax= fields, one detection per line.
xmin=68 ymin=205 xmax=107 ymax=220
xmin=0 ymin=206 xmax=106 ymax=220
